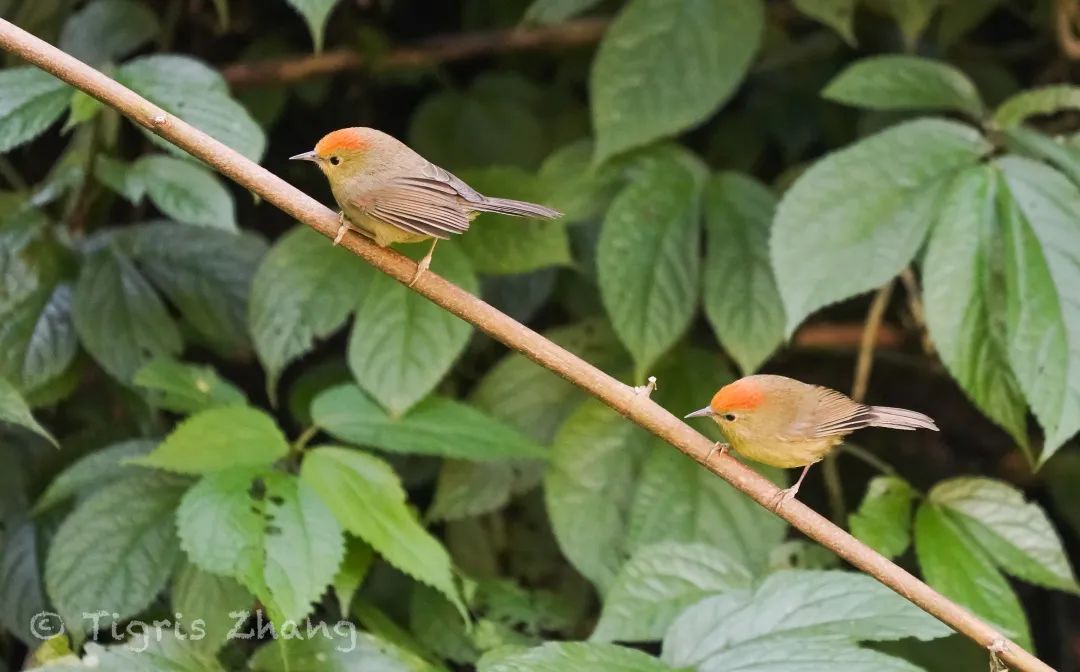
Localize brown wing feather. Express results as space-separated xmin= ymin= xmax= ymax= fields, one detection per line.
xmin=806 ymin=387 xmax=875 ymax=438
xmin=352 ymin=180 xmax=472 ymax=240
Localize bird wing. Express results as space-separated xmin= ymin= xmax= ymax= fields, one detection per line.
xmin=351 ymin=178 xmax=472 ymax=240
xmin=784 ymin=387 xmax=875 ymax=440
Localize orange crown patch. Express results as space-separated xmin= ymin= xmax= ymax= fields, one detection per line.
xmin=710 ymin=379 xmax=765 ymax=412
xmin=315 ymin=128 xmax=369 ymax=156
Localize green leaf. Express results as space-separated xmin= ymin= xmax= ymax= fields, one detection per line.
xmin=848 ymin=476 xmax=916 ymax=559
xmin=249 ymin=226 xmax=371 ymax=398
xmin=176 ymin=468 xmax=344 ymax=625
xmin=250 ymin=630 xmax=431 ymax=672
xmin=590 ymin=0 xmax=763 ymax=163
xmin=0 ymin=281 xmax=77 ymax=396
xmin=410 ymin=584 xmax=480 ymax=664
xmin=922 ymin=167 xmax=1029 ymax=447
xmin=479 ymin=642 xmax=675 ymax=672
xmin=129 ymin=222 xmax=267 ymax=356
xmin=133 ymin=405 xmax=287 ymax=474
xmin=929 ymin=477 xmax=1078 ymax=593
xmin=523 ymin=0 xmax=603 ymax=24
xmin=34 ymin=439 xmax=155 ymax=513
xmin=171 ymin=561 xmax=252 ymax=653
xmin=701 ymin=173 xmax=783 ymax=375
xmin=793 ymin=0 xmax=857 ymax=45
xmin=58 ymin=0 xmax=160 ymax=67
xmin=312 ymin=384 xmax=545 ymax=461
xmin=133 ymin=155 xmax=237 ymax=231
xmin=300 ymin=446 xmax=465 ymax=617
xmin=662 ymin=569 xmax=950 ymax=669
xmin=134 ymin=358 xmax=247 ymax=413
xmin=284 ymin=0 xmax=343 ymax=52
xmin=118 ymin=55 xmax=266 ymax=162
xmin=456 ymin=167 xmax=570 ymax=275
xmin=1002 ymin=126 xmax=1080 ymax=188
xmin=992 ymin=85 xmax=1080 ymax=129
xmin=592 ymin=543 xmax=753 ymax=643
xmin=536 ymin=140 xmax=622 ymax=224
xmin=0 ymin=67 xmax=70 ymax=152
xmin=427 ymin=460 xmax=515 ymax=522
xmin=0 ymin=520 xmax=49 ymax=646
xmin=772 ymin=119 xmax=990 ymax=333
xmin=675 ymin=637 xmax=924 ymax=672
xmin=545 ymin=400 xmax=653 ymax=590
xmin=598 ymin=152 xmax=701 ymax=378
xmin=94 ymin=155 xmax=146 ymax=203
xmin=882 ymin=0 xmax=939 ymax=48
xmin=0 ymin=375 xmax=56 ymax=445
xmin=63 ymin=90 xmax=104 ymax=131
xmin=76 ymin=635 xmax=227 ymax=671
xmin=823 ymin=56 xmax=983 ymax=119
xmin=332 ymin=536 xmax=374 ymax=616
xmin=913 ymin=502 xmax=1031 ymax=649
xmin=45 ymin=474 xmax=187 ymax=636
xmin=348 ymin=242 xmax=477 ymax=414
xmin=998 ymin=157 xmax=1080 ymax=460
xmin=73 ymin=246 xmax=182 ymax=383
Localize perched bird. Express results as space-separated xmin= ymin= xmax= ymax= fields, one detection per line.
xmin=685 ymin=374 xmax=937 ymax=510
xmin=291 ymin=127 xmax=562 ymax=285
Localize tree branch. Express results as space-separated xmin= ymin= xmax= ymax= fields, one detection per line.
xmin=0 ymin=18 xmax=1053 ymax=672
xmin=220 ymin=17 xmax=610 ymax=87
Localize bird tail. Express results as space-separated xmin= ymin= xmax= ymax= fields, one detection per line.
xmin=867 ymin=406 xmax=939 ymax=432
xmin=473 ymin=197 xmax=562 ymax=220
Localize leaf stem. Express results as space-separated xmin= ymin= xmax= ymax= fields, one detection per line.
xmin=291 ymin=425 xmax=319 ymax=455
xmin=839 ymin=443 xmax=897 ymax=476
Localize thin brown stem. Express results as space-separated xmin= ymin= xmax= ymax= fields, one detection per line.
xmin=1056 ymin=0 xmax=1080 ymax=59
xmin=852 ymin=282 xmax=895 ymax=404
xmin=0 ymin=19 xmax=1051 ymax=672
xmin=900 ymin=268 xmax=934 ymax=357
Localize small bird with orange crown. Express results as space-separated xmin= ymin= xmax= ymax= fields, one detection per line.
xmin=685 ymin=374 xmax=937 ymax=510
xmin=291 ymin=128 xmax=562 ymax=285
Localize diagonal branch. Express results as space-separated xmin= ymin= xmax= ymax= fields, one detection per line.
xmin=0 ymin=18 xmax=1053 ymax=672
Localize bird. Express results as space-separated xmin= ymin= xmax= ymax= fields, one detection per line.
xmin=684 ymin=374 xmax=937 ymax=510
xmin=291 ymin=127 xmax=562 ymax=285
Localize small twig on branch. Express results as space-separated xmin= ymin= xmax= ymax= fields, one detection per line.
xmin=220 ymin=17 xmax=610 ymax=87
xmin=0 ymin=19 xmax=1053 ymax=672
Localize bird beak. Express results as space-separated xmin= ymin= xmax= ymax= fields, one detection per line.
xmin=290 ymin=150 xmax=319 ymax=162
xmin=684 ymin=407 xmax=715 ymax=419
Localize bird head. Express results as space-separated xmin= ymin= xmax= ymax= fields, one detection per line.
xmin=684 ymin=378 xmax=766 ymax=435
xmin=290 ymin=128 xmax=374 ymax=180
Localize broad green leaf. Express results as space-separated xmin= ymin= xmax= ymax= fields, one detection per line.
xmin=701 ymin=173 xmax=783 ymax=375
xmin=0 ymin=281 xmax=77 ymax=396
xmin=58 ymin=0 xmax=159 ymax=67
xmin=427 ymin=460 xmax=516 ymax=522
xmin=662 ymin=569 xmax=950 ymax=668
xmin=913 ymin=502 xmax=1031 ymax=648
xmin=592 ymin=543 xmax=753 ymax=643
xmin=992 ymin=85 xmax=1080 ymax=129
xmin=882 ymin=0 xmax=939 ymax=47
xmin=312 ymin=383 xmax=545 ymax=461
xmin=250 ymin=630 xmax=431 ymax=672
xmin=598 ymin=153 xmax=701 ymax=378
xmin=45 ymin=474 xmax=187 ymax=636
xmin=118 ymin=55 xmax=266 ymax=162
xmin=998 ymin=157 xmax=1080 ymax=460
xmin=922 ymin=167 xmax=1028 ymax=447
xmin=300 ymin=446 xmax=465 ymax=617
xmin=410 ymin=585 xmax=479 ymax=664
xmin=332 ymin=536 xmax=374 ymax=616
xmin=479 ymin=642 xmax=675 ymax=672
xmin=129 ymin=222 xmax=267 ymax=355
xmin=929 ymin=477 xmax=1078 ymax=593
xmin=133 ymin=155 xmax=237 ymax=231
xmin=675 ymin=637 xmax=923 ymax=672
xmin=133 ymin=406 xmax=287 ymax=474
xmin=65 ymin=635 xmax=227 ymax=671
xmin=0 ymin=67 xmax=70 ymax=152
xmin=536 ymin=140 xmax=622 ymax=224
xmin=456 ymin=167 xmax=570 ymax=275
xmin=348 ymin=242 xmax=477 ymax=415
xmin=134 ymin=357 xmax=247 ymax=413
xmin=523 ymin=0 xmax=603 ymax=24
xmin=73 ymin=246 xmax=181 ymax=383
xmin=772 ymin=119 xmax=990 ymax=333
xmin=793 ymin=0 xmax=857 ymax=44
xmin=63 ymin=90 xmax=103 ymax=131
xmin=171 ymin=562 xmax=252 ymax=653
xmin=284 ymin=0 xmax=343 ymax=52
xmin=0 ymin=520 xmax=49 ymax=646
xmin=823 ymin=56 xmax=983 ymax=118
xmin=937 ymin=0 xmax=1001 ymax=46
xmin=249 ymin=226 xmax=371 ymax=397
xmin=34 ymin=439 xmax=155 ymax=513
xmin=177 ymin=468 xmax=344 ymax=625
xmin=848 ymin=476 xmax=916 ymax=559
xmin=626 ymin=446 xmax=785 ymax=574
xmin=590 ymin=0 xmax=763 ymax=163
xmin=1002 ymin=126 xmax=1080 ymax=188
xmin=94 ymin=155 xmax=145 ymax=203
xmin=0 ymin=375 xmax=55 ymax=445
xmin=545 ymin=400 xmax=653 ymax=590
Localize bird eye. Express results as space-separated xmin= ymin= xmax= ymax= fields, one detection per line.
xmin=329 ymin=156 xmax=341 ymax=166
xmin=723 ymin=413 xmax=737 ymax=422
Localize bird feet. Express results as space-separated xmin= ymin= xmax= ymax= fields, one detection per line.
xmin=633 ymin=376 xmax=657 ymax=398
xmin=770 ymin=484 xmax=800 ymax=513
xmin=705 ymin=442 xmax=729 ymax=463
